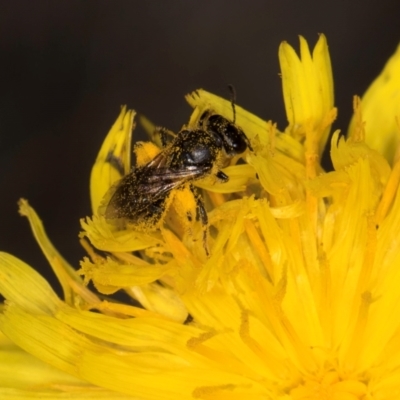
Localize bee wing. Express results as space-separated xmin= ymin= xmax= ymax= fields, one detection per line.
xmin=146 ymin=149 xmax=170 ymax=169
xmin=100 ymin=165 xmax=211 ymax=222
xmin=142 ymin=166 xmax=209 ymax=195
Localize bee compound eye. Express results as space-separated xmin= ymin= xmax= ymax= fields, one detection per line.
xmin=222 ymin=125 xmax=248 ymax=155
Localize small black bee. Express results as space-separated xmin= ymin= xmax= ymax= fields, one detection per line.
xmin=101 ymin=89 xmax=252 ymax=255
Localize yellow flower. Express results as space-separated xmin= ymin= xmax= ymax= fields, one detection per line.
xmin=1 ymin=34 xmax=400 ymax=399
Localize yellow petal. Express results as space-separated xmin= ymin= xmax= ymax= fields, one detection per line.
xmin=90 ymin=106 xmax=135 ymax=214
xmin=18 ymin=199 xmax=98 ymax=307
xmin=80 ymin=215 xmax=162 ymax=252
xmin=0 ymin=331 xmax=129 ymax=399
xmin=0 ymin=252 xmax=60 ymax=314
xmin=125 ymin=284 xmax=189 ymax=323
xmin=195 ymin=164 xmax=256 ymax=193
xmin=348 ymin=44 xmax=400 ymax=164
xmin=79 ymin=256 xmax=173 ymax=294
xmin=279 ymin=34 xmax=335 ymax=155
xmin=330 ymin=130 xmax=391 ymax=188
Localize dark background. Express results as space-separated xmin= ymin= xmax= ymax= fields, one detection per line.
xmin=1 ymin=1 xmax=399 ymax=290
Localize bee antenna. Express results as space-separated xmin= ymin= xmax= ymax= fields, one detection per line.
xmin=228 ymin=84 xmax=237 ymax=123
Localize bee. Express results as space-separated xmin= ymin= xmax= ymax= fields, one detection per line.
xmin=101 ymin=89 xmax=252 ymax=255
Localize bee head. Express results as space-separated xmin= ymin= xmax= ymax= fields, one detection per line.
xmin=200 ymin=112 xmax=252 ymax=156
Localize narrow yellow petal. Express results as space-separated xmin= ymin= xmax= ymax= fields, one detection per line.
xmin=0 ymin=332 xmax=126 ymax=399
xmin=0 ymin=252 xmax=60 ymax=313
xmin=18 ymin=199 xmax=95 ymax=307
xmin=313 ymin=34 xmax=334 ymax=123
xmin=80 ymin=256 xmax=173 ymax=292
xmin=80 ymin=215 xmax=162 ymax=252
xmin=90 ymin=106 xmax=135 ymax=214
xmin=330 ymin=130 xmax=391 ymax=189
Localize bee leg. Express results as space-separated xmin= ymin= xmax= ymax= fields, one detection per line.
xmin=154 ymin=126 xmax=176 ymax=147
xmin=190 ymin=185 xmax=209 ymax=256
xmin=215 ymin=170 xmax=229 ymax=183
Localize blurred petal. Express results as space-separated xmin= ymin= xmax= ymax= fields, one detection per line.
xmin=0 ymin=331 xmax=133 ymax=399
xmin=348 ymin=44 xmax=400 ymax=164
